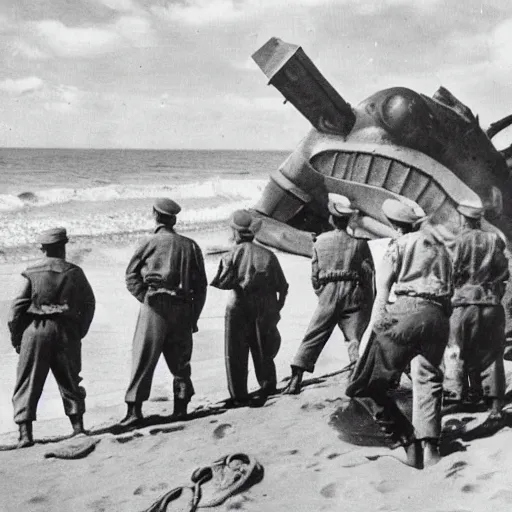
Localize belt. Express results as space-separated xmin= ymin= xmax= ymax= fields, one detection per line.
xmin=146 ymin=288 xmax=193 ymax=301
xmin=394 ymin=292 xmax=451 ymax=311
xmin=317 ymin=270 xmax=361 ymax=285
xmin=28 ymin=304 xmax=70 ymax=316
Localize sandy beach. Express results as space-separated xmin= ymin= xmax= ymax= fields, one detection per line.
xmin=0 ymin=227 xmax=511 ymax=512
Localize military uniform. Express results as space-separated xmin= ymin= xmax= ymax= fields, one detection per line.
xmin=9 ymin=228 xmax=95 ymax=436
xmin=124 ymin=199 xmax=207 ymax=413
xmin=290 ymin=196 xmax=374 ymax=378
xmin=292 ymin=229 xmax=375 ymax=372
xmin=211 ymin=210 xmax=288 ymax=402
xmin=347 ymin=200 xmax=453 ymax=463
xmin=444 ymin=205 xmax=509 ymax=403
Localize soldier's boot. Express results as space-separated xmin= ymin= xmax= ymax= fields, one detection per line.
xmin=422 ymin=439 xmax=441 ymax=468
xmin=404 ymin=440 xmax=424 ymax=470
xmin=17 ymin=422 xmax=34 ymax=449
xmin=283 ymin=366 xmax=303 ymax=395
xmin=172 ymin=398 xmax=188 ymax=420
xmin=69 ymin=414 xmax=86 ymax=435
xmin=118 ymin=402 xmax=143 ymax=428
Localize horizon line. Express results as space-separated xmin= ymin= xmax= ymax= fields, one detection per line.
xmin=0 ymin=146 xmax=293 ymax=152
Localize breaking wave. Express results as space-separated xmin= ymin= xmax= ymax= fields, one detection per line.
xmin=0 ymin=178 xmax=268 ymax=249
xmin=0 ymin=178 xmax=266 ymax=212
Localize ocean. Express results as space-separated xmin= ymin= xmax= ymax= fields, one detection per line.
xmin=0 ymin=148 xmax=289 ymax=250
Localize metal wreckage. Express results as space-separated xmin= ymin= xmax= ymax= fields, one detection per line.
xmin=248 ymin=37 xmax=512 ymax=259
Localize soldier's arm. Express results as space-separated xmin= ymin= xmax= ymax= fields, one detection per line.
xmin=360 ymin=240 xmax=376 ymax=303
xmin=311 ymin=245 xmax=320 ymax=292
xmin=76 ymin=269 xmax=96 ymax=339
xmin=210 ymin=252 xmax=236 ymax=290
xmin=192 ymin=243 xmax=208 ymax=323
xmin=8 ymin=275 xmax=32 ymax=352
xmin=273 ymin=255 xmax=289 ymax=310
xmin=125 ymin=240 xmax=150 ymax=303
xmin=495 ymin=236 xmax=510 ymax=283
xmin=367 ymin=241 xmax=398 ymax=331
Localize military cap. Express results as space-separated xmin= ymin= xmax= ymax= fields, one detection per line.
xmin=457 ymin=200 xmax=484 ymax=219
xmin=382 ymin=199 xmax=425 ymax=225
xmin=229 ymin=209 xmax=262 ymax=234
xmin=153 ymin=197 xmax=181 ymax=216
xmin=37 ymin=227 xmax=69 ymax=246
xmin=327 ymin=194 xmax=357 ymax=217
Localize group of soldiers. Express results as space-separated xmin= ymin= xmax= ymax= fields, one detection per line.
xmin=7 ymin=194 xmax=509 ymax=470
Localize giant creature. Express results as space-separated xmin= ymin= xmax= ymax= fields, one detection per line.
xmin=248 ymin=37 xmax=512 ymax=258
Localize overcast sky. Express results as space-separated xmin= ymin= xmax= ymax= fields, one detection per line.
xmin=0 ymin=0 xmax=511 ymax=149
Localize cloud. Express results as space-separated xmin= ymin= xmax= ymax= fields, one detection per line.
xmin=22 ymin=15 xmax=156 ymax=58
xmin=152 ymin=0 xmax=245 ymax=25
xmin=8 ymin=39 xmax=49 ymax=60
xmin=33 ymin=20 xmax=119 ymax=57
xmin=489 ymin=17 xmax=512 ymax=67
xmin=152 ymin=0 xmax=445 ymax=26
xmin=0 ymin=76 xmax=44 ymax=95
xmin=92 ymin=0 xmax=141 ymax=12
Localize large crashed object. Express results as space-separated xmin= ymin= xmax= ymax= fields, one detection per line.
xmin=249 ymin=37 xmax=512 ymax=257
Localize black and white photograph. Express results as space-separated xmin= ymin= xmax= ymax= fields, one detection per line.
xmin=1 ymin=1 xmax=512 ymax=510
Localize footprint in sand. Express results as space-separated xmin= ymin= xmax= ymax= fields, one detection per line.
xmin=27 ymin=496 xmax=47 ymax=505
xmin=445 ymin=460 xmax=468 ymax=478
xmin=300 ymin=402 xmax=326 ymax=412
xmin=491 ymin=489 xmax=512 ymax=501
xmin=149 ymin=425 xmax=185 ymax=436
xmin=213 ymin=423 xmax=233 ymax=440
xmin=115 ymin=432 xmax=144 ymax=443
xmin=373 ymin=480 xmax=400 ymax=494
xmin=477 ymin=471 xmax=497 ymax=481
xmin=320 ymin=483 xmax=337 ymax=498
xmin=460 ymin=483 xmax=479 ymax=493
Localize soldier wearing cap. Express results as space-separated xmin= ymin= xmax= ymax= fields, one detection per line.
xmin=120 ymin=198 xmax=207 ymax=427
xmin=8 ymin=228 xmax=96 ymax=447
xmin=346 ymin=199 xmax=453 ymax=468
xmin=443 ymin=201 xmax=509 ymax=422
xmin=211 ymin=209 xmax=288 ymax=406
xmin=283 ymin=195 xmax=375 ymax=395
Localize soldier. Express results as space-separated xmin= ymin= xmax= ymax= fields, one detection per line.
xmin=444 ymin=202 xmax=509 ymax=422
xmin=120 ymin=198 xmax=207 ymax=427
xmin=284 ymin=195 xmax=375 ymax=395
xmin=211 ymin=209 xmax=288 ymax=406
xmin=346 ymin=199 xmax=453 ymax=468
xmin=9 ymin=228 xmax=96 ymax=448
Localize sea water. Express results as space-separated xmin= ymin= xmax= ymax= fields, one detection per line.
xmin=0 ymin=148 xmax=288 ymax=248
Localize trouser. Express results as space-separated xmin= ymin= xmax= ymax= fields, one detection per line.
xmin=347 ymin=296 xmax=450 ymax=440
xmin=13 ymin=318 xmax=85 ymax=423
xmin=292 ymin=282 xmax=370 ymax=373
xmin=444 ymin=304 xmax=506 ymax=401
xmin=125 ymin=297 xmax=194 ymax=404
xmin=225 ymin=292 xmax=281 ymax=400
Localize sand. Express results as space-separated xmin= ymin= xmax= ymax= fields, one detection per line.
xmin=0 ymin=227 xmax=511 ymax=512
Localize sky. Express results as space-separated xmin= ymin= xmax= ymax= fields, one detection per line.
xmin=0 ymin=0 xmax=512 ymax=149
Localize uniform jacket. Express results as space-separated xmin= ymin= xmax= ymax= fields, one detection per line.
xmin=8 ymin=257 xmax=96 ymax=345
xmin=311 ymin=229 xmax=375 ymax=310
xmin=125 ymin=225 xmax=207 ymax=322
xmin=210 ymin=241 xmax=288 ymax=304
xmin=451 ymin=228 xmax=509 ymax=306
xmin=385 ymin=230 xmax=453 ymax=301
